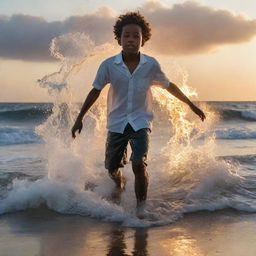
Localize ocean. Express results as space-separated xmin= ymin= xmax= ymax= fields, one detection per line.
xmin=1 ymin=100 xmax=256 ymax=227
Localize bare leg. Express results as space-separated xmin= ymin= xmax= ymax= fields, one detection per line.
xmin=108 ymin=169 xmax=126 ymax=203
xmin=132 ymin=160 xmax=149 ymax=206
xmin=108 ymin=169 xmax=126 ymax=189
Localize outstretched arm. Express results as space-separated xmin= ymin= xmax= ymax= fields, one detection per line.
xmin=71 ymin=88 xmax=101 ymax=138
xmin=166 ymin=81 xmax=206 ymax=121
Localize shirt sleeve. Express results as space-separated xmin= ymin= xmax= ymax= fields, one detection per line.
xmin=151 ymin=59 xmax=170 ymax=89
xmin=92 ymin=60 xmax=109 ymax=90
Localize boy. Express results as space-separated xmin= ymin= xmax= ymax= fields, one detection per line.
xmin=71 ymin=12 xmax=205 ymax=217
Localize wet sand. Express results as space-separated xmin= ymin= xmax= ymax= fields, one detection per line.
xmin=0 ymin=208 xmax=256 ymax=256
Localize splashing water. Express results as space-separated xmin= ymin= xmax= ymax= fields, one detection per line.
xmin=1 ymin=33 xmax=256 ymax=227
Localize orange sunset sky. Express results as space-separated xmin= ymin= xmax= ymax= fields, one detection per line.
xmin=1 ymin=0 xmax=256 ymax=102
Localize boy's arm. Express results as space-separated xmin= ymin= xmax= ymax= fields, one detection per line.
xmin=166 ymin=81 xmax=206 ymax=121
xmin=71 ymin=88 xmax=101 ymax=138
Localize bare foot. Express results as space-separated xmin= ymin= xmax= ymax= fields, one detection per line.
xmin=136 ymin=201 xmax=147 ymax=219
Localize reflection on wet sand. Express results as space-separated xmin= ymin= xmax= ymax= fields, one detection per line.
xmin=106 ymin=228 xmax=129 ymax=256
xmin=3 ymin=209 xmax=254 ymax=256
xmin=1 ymin=210 xmax=204 ymax=256
xmin=160 ymin=233 xmax=204 ymax=256
xmin=133 ymin=229 xmax=149 ymax=256
xmin=2 ymin=209 xmax=151 ymax=256
xmin=106 ymin=228 xmax=149 ymax=256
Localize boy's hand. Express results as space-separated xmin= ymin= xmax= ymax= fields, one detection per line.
xmin=71 ymin=118 xmax=83 ymax=138
xmin=190 ymin=104 xmax=206 ymax=122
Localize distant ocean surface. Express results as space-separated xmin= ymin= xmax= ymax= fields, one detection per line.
xmin=1 ymin=102 xmax=256 ymax=145
xmin=0 ymin=101 xmax=256 ymax=227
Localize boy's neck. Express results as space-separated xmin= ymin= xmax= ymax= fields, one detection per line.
xmin=122 ymin=51 xmax=140 ymax=63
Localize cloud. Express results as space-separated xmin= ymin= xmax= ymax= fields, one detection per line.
xmin=140 ymin=1 xmax=256 ymax=55
xmin=0 ymin=14 xmax=62 ymax=61
xmin=0 ymin=7 xmax=115 ymax=62
xmin=1 ymin=1 xmax=256 ymax=61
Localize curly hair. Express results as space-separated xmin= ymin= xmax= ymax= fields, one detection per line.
xmin=113 ymin=12 xmax=151 ymax=46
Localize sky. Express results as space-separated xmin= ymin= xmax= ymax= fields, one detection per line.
xmin=1 ymin=0 xmax=256 ymax=102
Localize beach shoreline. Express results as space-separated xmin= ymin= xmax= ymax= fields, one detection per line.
xmin=1 ymin=208 xmax=256 ymax=256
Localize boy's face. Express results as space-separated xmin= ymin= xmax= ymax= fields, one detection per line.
xmin=120 ymin=24 xmax=142 ymax=54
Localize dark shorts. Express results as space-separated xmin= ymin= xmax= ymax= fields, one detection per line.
xmin=105 ymin=124 xmax=150 ymax=170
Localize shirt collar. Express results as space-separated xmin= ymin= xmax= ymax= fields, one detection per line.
xmin=114 ymin=52 xmax=147 ymax=65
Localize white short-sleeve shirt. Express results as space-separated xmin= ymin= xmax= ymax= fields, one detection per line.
xmin=92 ymin=52 xmax=170 ymax=133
